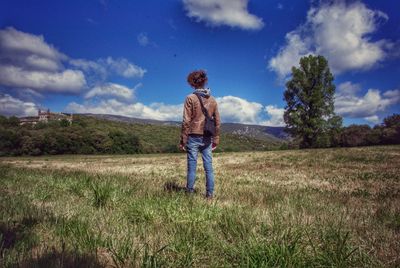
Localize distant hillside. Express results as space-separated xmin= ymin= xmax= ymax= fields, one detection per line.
xmin=83 ymin=113 xmax=180 ymax=127
xmin=82 ymin=113 xmax=288 ymax=142
xmin=221 ymin=123 xmax=288 ymax=141
xmin=0 ymin=114 xmax=284 ymax=156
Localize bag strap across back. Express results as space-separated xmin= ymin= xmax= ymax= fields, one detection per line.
xmin=194 ymin=93 xmax=213 ymax=119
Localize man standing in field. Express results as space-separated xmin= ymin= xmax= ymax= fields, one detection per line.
xmin=180 ymin=70 xmax=221 ymax=199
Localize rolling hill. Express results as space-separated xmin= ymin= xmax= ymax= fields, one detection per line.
xmin=0 ymin=114 xmax=285 ymax=156
xmin=82 ymin=113 xmax=288 ymax=142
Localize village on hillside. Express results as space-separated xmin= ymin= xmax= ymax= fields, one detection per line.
xmin=19 ymin=109 xmax=73 ymax=125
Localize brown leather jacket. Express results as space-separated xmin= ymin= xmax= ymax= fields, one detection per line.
xmin=180 ymin=93 xmax=221 ymax=146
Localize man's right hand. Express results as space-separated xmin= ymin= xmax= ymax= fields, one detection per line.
xmin=212 ymin=143 xmax=217 ymax=151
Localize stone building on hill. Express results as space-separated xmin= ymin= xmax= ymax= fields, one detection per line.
xmin=19 ymin=109 xmax=73 ymax=125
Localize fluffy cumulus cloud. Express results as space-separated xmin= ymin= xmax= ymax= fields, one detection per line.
xmin=269 ymin=1 xmax=392 ymax=78
xmin=85 ymin=83 xmax=141 ymax=100
xmin=0 ymin=93 xmax=38 ymax=116
xmin=261 ymin=105 xmax=285 ymax=126
xmin=210 ymin=96 xmax=284 ymax=126
xmin=335 ymin=81 xmax=400 ymax=122
xmin=0 ymin=27 xmax=86 ymax=93
xmin=215 ymin=95 xmax=263 ymax=124
xmin=0 ymin=27 xmax=146 ymax=96
xmin=268 ymin=32 xmax=311 ymax=79
xmin=0 ymin=27 xmax=65 ymax=71
xmin=183 ymin=0 xmax=264 ymax=30
xmin=0 ymin=66 xmax=86 ymax=93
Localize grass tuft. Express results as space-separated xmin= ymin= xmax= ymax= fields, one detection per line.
xmin=90 ymin=177 xmax=113 ymax=209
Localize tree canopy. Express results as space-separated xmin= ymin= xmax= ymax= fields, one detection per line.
xmin=284 ymin=55 xmax=342 ymax=148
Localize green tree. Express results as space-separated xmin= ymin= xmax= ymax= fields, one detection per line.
xmin=367 ymin=126 xmax=383 ymax=145
xmin=109 ymin=130 xmax=140 ymax=154
xmin=284 ymin=55 xmax=342 ymax=148
xmin=0 ymin=129 xmax=20 ymax=155
xmin=7 ymin=116 xmax=20 ymax=127
xmin=59 ymin=118 xmax=70 ymax=127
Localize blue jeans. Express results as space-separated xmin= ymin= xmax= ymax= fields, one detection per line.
xmin=186 ymin=135 xmax=214 ymax=197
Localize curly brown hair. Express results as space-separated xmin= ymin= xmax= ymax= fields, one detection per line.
xmin=187 ymin=70 xmax=208 ymax=89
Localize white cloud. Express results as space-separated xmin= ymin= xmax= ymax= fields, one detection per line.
xmin=69 ymin=58 xmax=106 ymax=76
xmin=137 ymin=33 xmax=149 ymax=47
xmin=24 ymin=54 xmax=61 ymax=72
xmin=268 ymin=32 xmax=311 ymax=79
xmin=137 ymin=32 xmax=157 ymax=48
xmin=0 ymin=27 xmax=86 ymax=93
xmin=0 ymin=27 xmax=146 ymax=95
xmin=216 ymin=95 xmax=263 ymax=124
xmin=0 ymin=27 xmax=65 ymax=65
xmin=309 ymin=2 xmax=388 ymax=73
xmin=0 ymin=94 xmax=38 ymax=117
xmin=364 ymin=115 xmax=380 ymax=124
xmin=0 ymin=65 xmax=86 ymax=93
xmin=104 ymin=57 xmax=146 ymax=78
xmin=16 ymin=88 xmax=44 ymax=102
xmin=269 ymin=1 xmax=392 ymax=78
xmin=383 ymin=89 xmax=400 ymax=99
xmin=337 ymin=81 xmax=361 ymax=96
xmin=85 ymin=83 xmax=141 ymax=100
xmin=70 ymin=57 xmax=146 ymax=79
xmin=335 ymin=81 xmax=400 ymax=118
xmin=183 ymin=0 xmax=264 ymax=30
xmin=261 ymin=105 xmax=285 ymax=126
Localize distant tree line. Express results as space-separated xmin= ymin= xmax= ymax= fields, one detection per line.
xmin=0 ymin=116 xmax=141 ymax=156
xmin=0 ymin=115 xmax=280 ymax=156
xmin=338 ymin=114 xmax=400 ymax=147
xmin=281 ymin=113 xmax=400 ymax=149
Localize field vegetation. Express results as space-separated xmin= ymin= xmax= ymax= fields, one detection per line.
xmin=1 ymin=146 xmax=399 ymax=267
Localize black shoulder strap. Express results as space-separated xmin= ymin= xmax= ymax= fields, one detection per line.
xmin=194 ymin=93 xmax=211 ymax=119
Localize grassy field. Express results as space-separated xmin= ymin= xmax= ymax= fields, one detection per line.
xmin=0 ymin=146 xmax=399 ymax=267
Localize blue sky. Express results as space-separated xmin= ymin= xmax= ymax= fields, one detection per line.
xmin=0 ymin=0 xmax=399 ymax=126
